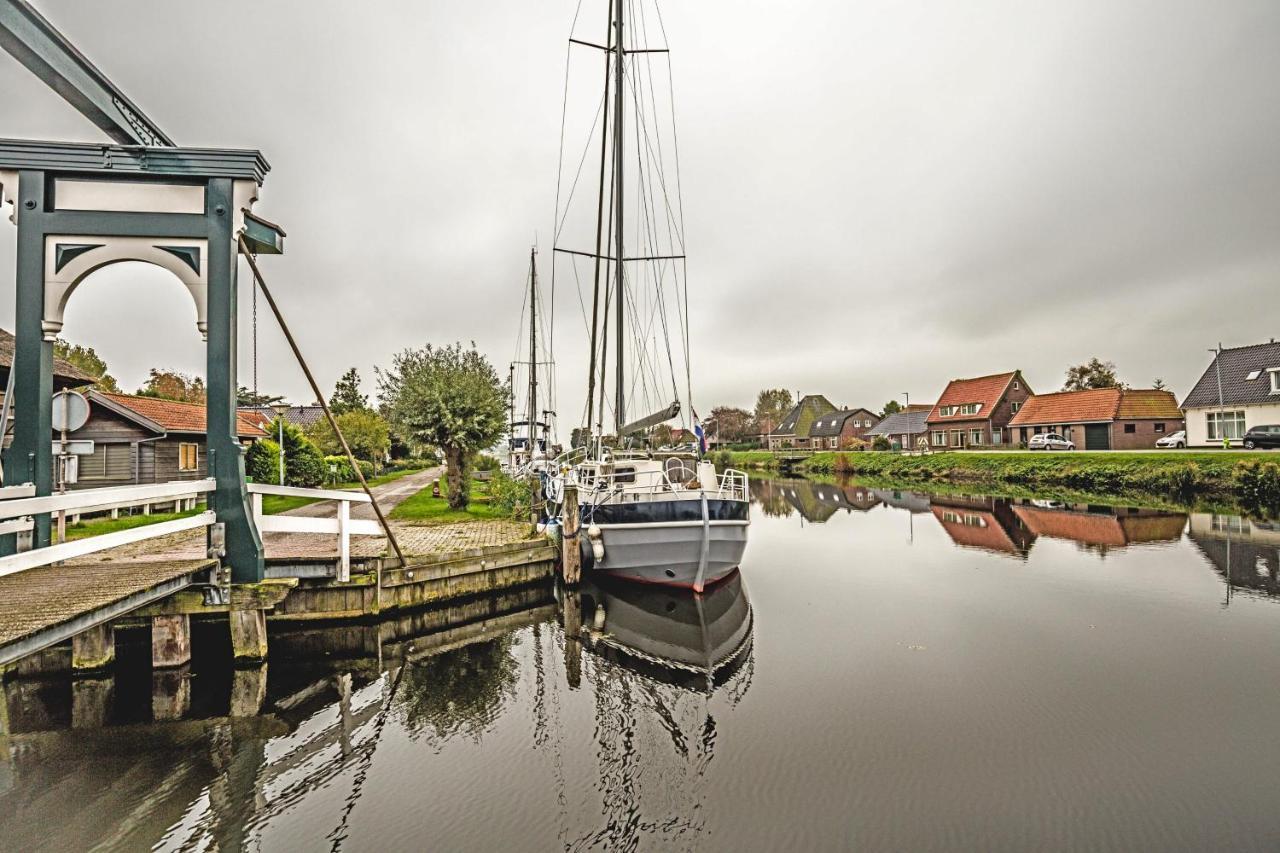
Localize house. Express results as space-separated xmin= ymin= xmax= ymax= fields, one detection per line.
xmin=65 ymin=391 xmax=266 ymax=489
xmin=241 ymin=404 xmax=326 ymax=432
xmin=0 ymin=328 xmax=97 ymax=391
xmin=925 ymin=371 xmax=1032 ymax=449
xmin=808 ymin=408 xmax=881 ymax=449
xmin=866 ymin=405 xmax=932 ymax=449
xmin=1007 ymin=388 xmax=1183 ymax=450
xmin=767 ymin=394 xmax=836 ymax=450
xmin=1181 ymin=340 xmax=1280 ymax=447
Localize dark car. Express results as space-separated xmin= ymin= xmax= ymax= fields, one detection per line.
xmin=1242 ymin=425 xmax=1280 ymax=449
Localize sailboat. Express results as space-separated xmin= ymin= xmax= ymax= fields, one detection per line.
xmin=507 ymin=247 xmax=556 ymax=475
xmin=546 ymin=0 xmax=749 ymax=590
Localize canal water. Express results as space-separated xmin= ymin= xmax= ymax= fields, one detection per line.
xmin=3 ymin=478 xmax=1280 ymax=851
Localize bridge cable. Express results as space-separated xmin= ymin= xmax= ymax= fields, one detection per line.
xmin=238 ymin=235 xmax=407 ymax=566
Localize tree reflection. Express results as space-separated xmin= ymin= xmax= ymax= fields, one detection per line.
xmin=397 ymin=637 xmax=519 ymax=743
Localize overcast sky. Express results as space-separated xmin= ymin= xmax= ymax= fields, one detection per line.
xmin=2 ymin=1 xmax=1277 ymax=426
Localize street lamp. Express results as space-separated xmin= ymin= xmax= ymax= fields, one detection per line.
xmin=272 ymin=403 xmax=289 ymax=485
xmin=1210 ymin=345 xmax=1227 ymax=448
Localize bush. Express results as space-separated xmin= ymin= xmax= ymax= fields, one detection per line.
xmin=472 ymin=454 xmax=501 ymax=472
xmin=246 ymin=439 xmax=280 ymax=483
xmin=832 ymin=453 xmax=853 ymax=475
xmin=489 ymin=470 xmax=534 ymax=520
xmin=871 ymin=436 xmax=891 ymax=451
xmin=1234 ymin=460 xmax=1280 ymax=510
xmin=715 ymin=450 xmax=733 ymax=469
xmin=324 ymin=455 xmax=375 ymax=483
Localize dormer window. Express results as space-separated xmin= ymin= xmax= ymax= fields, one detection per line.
xmin=1271 ymin=369 xmax=1280 ymax=394
xmin=959 ymin=403 xmax=982 ymax=416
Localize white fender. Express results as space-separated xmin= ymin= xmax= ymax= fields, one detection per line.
xmin=587 ymin=523 xmax=605 ymax=562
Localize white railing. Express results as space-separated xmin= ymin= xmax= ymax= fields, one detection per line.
xmin=247 ymin=484 xmax=382 ymax=581
xmin=716 ymin=468 xmax=749 ymax=502
xmin=0 ymin=478 xmax=218 ymax=578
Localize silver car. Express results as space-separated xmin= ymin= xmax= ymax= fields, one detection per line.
xmin=1028 ymin=432 xmax=1075 ymax=451
xmin=1155 ymin=430 xmax=1186 ymax=449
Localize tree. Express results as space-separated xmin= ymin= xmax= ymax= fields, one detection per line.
xmin=707 ymin=406 xmax=752 ymax=443
xmin=138 ymin=369 xmax=206 ymax=404
xmin=237 ymin=386 xmax=285 ymax=407
xmin=53 ymin=338 xmax=120 ymax=392
xmin=881 ymin=400 xmax=902 ymax=418
xmin=1152 ymin=378 xmax=1167 ymax=391
xmin=753 ymin=388 xmax=793 ymax=436
xmin=330 ymin=367 xmax=369 ymax=415
xmin=307 ymin=409 xmax=391 ymax=469
xmin=378 ymin=342 xmax=507 ymax=510
xmin=649 ymin=423 xmax=674 ymax=446
xmin=1063 ymin=358 xmax=1123 ymax=392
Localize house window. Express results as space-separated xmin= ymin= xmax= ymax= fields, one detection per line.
xmin=1013 ymin=381 xmax=1021 ymax=390
xmin=932 ymin=431 xmax=945 ymax=446
xmin=950 ymin=429 xmax=964 ymax=447
xmin=1123 ymin=423 xmax=1136 ymax=434
xmin=959 ymin=403 xmax=982 ymax=416
xmin=79 ymin=447 xmax=107 ymax=479
xmin=1206 ymin=411 xmax=1246 ymax=440
xmin=1010 ymin=401 xmax=1021 ymax=413
xmin=991 ymin=430 xmax=1002 ymax=445
xmin=939 ymin=405 xmax=955 ymax=417
xmin=970 ymin=429 xmax=983 ymax=446
xmin=178 ymin=443 xmax=200 ymax=472
xmin=1155 ymin=423 xmax=1165 ymax=433
xmin=1271 ymin=369 xmax=1280 ymax=394
xmin=863 ymin=419 xmax=871 ymax=428
xmin=1246 ymin=370 xmax=1262 ymax=381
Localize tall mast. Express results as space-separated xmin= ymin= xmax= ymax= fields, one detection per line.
xmin=613 ymin=0 xmax=626 ymax=434
xmin=528 ymin=247 xmax=539 ymax=452
xmin=584 ymin=0 xmax=613 ymax=435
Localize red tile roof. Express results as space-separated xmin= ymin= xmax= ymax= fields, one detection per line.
xmin=1008 ymin=388 xmax=1182 ymax=427
xmin=926 ymin=372 xmax=1020 ymax=424
xmin=99 ymin=393 xmax=267 ymax=438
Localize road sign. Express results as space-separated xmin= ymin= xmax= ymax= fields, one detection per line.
xmin=51 ymin=390 xmax=89 ymax=432
xmin=51 ymin=440 xmax=93 ymax=455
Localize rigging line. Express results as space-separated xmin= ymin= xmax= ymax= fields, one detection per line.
xmin=626 ymin=66 xmax=685 ymax=256
xmin=551 ymin=1 xmax=582 ymax=247
xmin=553 ymin=92 xmax=608 ymax=243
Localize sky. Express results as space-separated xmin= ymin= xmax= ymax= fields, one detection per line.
xmin=1 ymin=0 xmax=1277 ymax=430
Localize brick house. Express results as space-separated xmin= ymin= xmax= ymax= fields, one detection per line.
xmin=1007 ymin=388 xmax=1184 ymax=450
xmin=925 ymin=371 xmax=1032 ymax=449
xmin=767 ymin=394 xmax=836 ymax=450
xmin=808 ymin=408 xmax=881 ymax=449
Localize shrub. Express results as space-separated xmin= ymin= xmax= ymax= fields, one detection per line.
xmin=871 ymin=436 xmax=891 ymax=451
xmin=1234 ymin=460 xmax=1280 ymax=510
xmin=245 ymin=439 xmax=280 ymax=483
xmin=472 ymin=454 xmax=501 ymax=472
xmin=832 ymin=453 xmax=853 ymax=475
xmin=715 ymin=450 xmax=733 ymax=469
xmin=489 ymin=470 xmax=535 ymax=520
xmin=324 ymin=455 xmax=375 ymax=483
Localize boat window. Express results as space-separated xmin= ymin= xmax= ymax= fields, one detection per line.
xmin=614 ymin=467 xmax=636 ymax=484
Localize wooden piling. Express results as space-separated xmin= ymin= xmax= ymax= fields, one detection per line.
xmin=71 ymin=623 xmax=114 ymax=673
xmin=151 ymin=615 xmax=191 ymax=669
xmin=229 ymin=609 xmax=269 ymax=662
xmin=562 ymin=484 xmax=581 ymax=586
xmin=563 ymin=589 xmax=582 ymax=689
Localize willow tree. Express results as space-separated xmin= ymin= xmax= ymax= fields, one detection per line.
xmin=378 ymin=342 xmax=507 ymax=509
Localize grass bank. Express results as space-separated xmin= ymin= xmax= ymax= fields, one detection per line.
xmin=791 ymin=450 xmax=1280 ymax=506
xmin=389 ymin=476 xmax=507 ymax=525
xmin=258 ymin=467 xmax=427 ymax=514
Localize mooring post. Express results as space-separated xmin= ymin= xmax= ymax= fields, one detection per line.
xmin=562 ymin=484 xmax=581 ymax=586
xmin=229 ymin=609 xmax=269 ymax=662
xmin=230 ymin=664 xmax=268 ymax=717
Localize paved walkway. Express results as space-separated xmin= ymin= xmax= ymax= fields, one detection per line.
xmin=66 ymin=467 xmax=537 ymax=564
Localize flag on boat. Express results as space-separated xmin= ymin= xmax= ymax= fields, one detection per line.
xmin=694 ymin=419 xmax=707 ymax=455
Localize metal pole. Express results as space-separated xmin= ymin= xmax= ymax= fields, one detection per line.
xmin=584 ymin=0 xmax=613 ymax=433
xmin=277 ymin=417 xmax=285 ymax=485
xmin=56 ymin=392 xmax=66 ymax=543
xmin=613 ymin=0 xmax=625 ymax=434
xmin=529 ymin=247 xmax=538 ymax=459
xmin=238 ymin=237 xmax=407 ymax=566
xmin=1211 ymin=345 xmax=1225 ymax=447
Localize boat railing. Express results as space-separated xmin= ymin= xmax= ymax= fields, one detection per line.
xmin=715 ymin=468 xmax=749 ymax=502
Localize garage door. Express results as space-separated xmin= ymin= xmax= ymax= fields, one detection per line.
xmin=1084 ymin=424 xmax=1110 ymax=450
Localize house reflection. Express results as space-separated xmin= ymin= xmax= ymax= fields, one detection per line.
xmin=750 ymin=478 xmax=880 ymax=523
xmin=1011 ymin=503 xmax=1187 ymax=555
xmin=1187 ymin=513 xmax=1280 ymax=600
xmin=930 ymin=495 xmax=1037 ymax=558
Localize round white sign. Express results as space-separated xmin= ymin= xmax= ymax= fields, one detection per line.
xmin=51 ymin=390 xmax=90 ymax=432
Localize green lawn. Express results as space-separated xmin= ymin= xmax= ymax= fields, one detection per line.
xmin=64 ymin=509 xmax=201 ymax=541
xmin=257 ymin=467 xmax=428 ymax=515
xmin=390 ymin=478 xmax=507 ymax=524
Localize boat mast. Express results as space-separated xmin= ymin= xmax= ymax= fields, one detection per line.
xmin=528 ymin=247 xmax=539 ymax=454
xmin=613 ymin=0 xmax=626 ymax=434
xmin=585 ymin=0 xmax=613 ymax=437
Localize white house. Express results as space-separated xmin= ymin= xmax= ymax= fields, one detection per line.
xmin=1181 ymin=340 xmax=1280 ymax=447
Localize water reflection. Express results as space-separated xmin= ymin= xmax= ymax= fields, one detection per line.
xmin=1187 ymin=512 xmax=1280 ymax=602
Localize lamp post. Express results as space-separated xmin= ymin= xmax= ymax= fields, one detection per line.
xmin=1210 ymin=346 xmax=1226 ymax=448
xmin=272 ymin=403 xmax=289 ymax=485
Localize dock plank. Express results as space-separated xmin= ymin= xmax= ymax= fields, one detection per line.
xmin=0 ymin=558 xmax=215 ymax=647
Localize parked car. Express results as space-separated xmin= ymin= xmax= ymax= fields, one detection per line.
xmin=1242 ymin=425 xmax=1280 ymax=450
xmin=1028 ymin=433 xmax=1075 ymax=451
xmin=1155 ymin=430 xmax=1187 ymax=449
